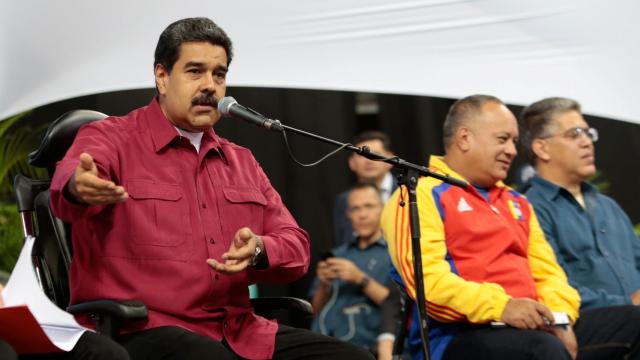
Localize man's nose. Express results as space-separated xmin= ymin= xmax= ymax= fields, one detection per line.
xmin=579 ymin=133 xmax=594 ymax=148
xmin=200 ymin=73 xmax=217 ymax=93
xmin=505 ymin=141 xmax=517 ymax=157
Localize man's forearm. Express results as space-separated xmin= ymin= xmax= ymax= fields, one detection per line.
xmin=311 ymin=283 xmax=333 ymax=314
xmin=361 ymin=276 xmax=390 ymax=305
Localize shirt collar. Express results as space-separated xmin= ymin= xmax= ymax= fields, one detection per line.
xmin=530 ymin=175 xmax=563 ymax=201
xmin=348 ymin=235 xmax=387 ymax=249
xmin=175 ymin=126 xmax=204 ymax=152
xmin=580 ymin=181 xmax=598 ymax=195
xmin=380 ymin=172 xmax=394 ymax=201
xmin=145 ymin=98 xmax=227 ymax=162
xmin=145 ymin=98 xmax=180 ymax=152
xmin=530 ymin=175 xmax=596 ymax=201
xmin=380 ymin=172 xmax=393 ymax=192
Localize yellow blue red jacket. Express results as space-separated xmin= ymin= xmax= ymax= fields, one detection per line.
xmin=381 ymin=156 xmax=580 ymax=359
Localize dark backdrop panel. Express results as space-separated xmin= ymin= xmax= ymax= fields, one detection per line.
xmin=585 ymin=115 xmax=640 ymax=227
xmin=377 ymin=94 xmax=454 ymax=164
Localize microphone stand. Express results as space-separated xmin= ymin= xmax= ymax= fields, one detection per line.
xmin=256 ymin=119 xmax=467 ymax=360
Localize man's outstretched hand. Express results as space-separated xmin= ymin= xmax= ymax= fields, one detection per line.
xmin=67 ymin=152 xmax=128 ymax=204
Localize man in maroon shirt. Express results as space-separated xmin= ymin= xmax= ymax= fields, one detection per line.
xmin=50 ymin=17 xmax=373 ymax=360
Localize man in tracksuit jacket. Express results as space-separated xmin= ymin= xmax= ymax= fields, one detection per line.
xmin=381 ymin=94 xmax=640 ymax=360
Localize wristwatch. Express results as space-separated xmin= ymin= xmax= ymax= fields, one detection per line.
xmin=359 ymin=274 xmax=371 ymax=289
xmin=250 ymin=236 xmax=263 ymax=267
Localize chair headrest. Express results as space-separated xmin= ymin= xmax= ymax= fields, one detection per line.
xmin=28 ymin=110 xmax=108 ymax=171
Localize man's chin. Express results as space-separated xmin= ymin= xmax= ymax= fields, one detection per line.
xmin=580 ymin=166 xmax=597 ymax=179
xmin=482 ymin=174 xmax=506 ymax=187
xmin=189 ymin=116 xmax=219 ymax=129
xmin=354 ymin=229 xmax=377 ymax=239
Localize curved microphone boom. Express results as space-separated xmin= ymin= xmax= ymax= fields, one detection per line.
xmin=217 ymin=97 xmax=283 ymax=132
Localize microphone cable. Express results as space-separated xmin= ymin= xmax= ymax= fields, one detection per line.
xmin=280 ymin=128 xmax=352 ymax=167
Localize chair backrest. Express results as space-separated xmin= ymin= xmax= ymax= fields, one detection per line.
xmin=29 ymin=109 xmax=108 ymax=175
xmin=32 ymin=191 xmax=72 ymax=307
xmin=22 ymin=109 xmax=107 ymax=308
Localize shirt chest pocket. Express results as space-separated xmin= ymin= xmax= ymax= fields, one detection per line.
xmin=220 ymin=187 xmax=267 ymax=237
xmin=126 ymin=181 xmax=192 ymax=249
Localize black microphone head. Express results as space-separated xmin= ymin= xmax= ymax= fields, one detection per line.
xmin=217 ymin=97 xmax=237 ymax=117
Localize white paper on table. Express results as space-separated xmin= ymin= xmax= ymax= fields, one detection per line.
xmin=1 ymin=235 xmax=89 ymax=351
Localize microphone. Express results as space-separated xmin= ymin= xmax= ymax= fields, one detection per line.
xmin=217 ymin=97 xmax=283 ymax=132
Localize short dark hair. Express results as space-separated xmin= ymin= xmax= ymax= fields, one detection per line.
xmin=521 ymin=97 xmax=582 ymax=161
xmin=443 ymin=95 xmax=504 ymax=149
xmin=154 ymin=17 xmax=234 ymax=73
xmin=351 ymin=130 xmax=392 ymax=153
xmin=348 ymin=183 xmax=382 ymax=201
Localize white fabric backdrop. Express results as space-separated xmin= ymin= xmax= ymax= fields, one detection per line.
xmin=1 ymin=0 xmax=638 ymax=123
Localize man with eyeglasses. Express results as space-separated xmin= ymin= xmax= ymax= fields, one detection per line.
xmin=522 ymin=97 xmax=640 ymax=356
xmin=310 ymin=183 xmax=394 ymax=358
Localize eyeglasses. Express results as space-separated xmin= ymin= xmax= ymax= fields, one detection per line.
xmin=542 ymin=127 xmax=599 ymax=143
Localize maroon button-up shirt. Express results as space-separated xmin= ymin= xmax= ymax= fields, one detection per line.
xmin=50 ymin=99 xmax=310 ymax=359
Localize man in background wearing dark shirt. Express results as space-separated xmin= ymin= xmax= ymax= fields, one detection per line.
xmin=50 ymin=17 xmax=372 ymax=360
xmin=311 ymin=184 xmax=394 ymax=358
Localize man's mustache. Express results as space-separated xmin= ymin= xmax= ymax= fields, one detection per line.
xmin=192 ymin=93 xmax=218 ymax=107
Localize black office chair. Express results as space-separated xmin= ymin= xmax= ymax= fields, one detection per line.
xmin=14 ymin=110 xmax=148 ymax=338
xmin=391 ymin=284 xmax=413 ymax=359
xmin=14 ymin=109 xmax=312 ymax=338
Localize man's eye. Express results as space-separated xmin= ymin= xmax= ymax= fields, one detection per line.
xmin=215 ymin=71 xmax=227 ymax=79
xmin=567 ymin=129 xmax=581 ymax=139
xmin=188 ymin=68 xmax=201 ymax=74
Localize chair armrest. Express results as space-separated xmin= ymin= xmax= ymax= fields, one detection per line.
xmin=250 ymin=296 xmax=313 ymax=318
xmin=67 ymin=300 xmax=148 ymax=338
xmin=67 ymin=299 xmax=148 ymax=320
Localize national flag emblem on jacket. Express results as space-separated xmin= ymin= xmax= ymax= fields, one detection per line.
xmin=508 ymin=199 xmax=524 ymax=221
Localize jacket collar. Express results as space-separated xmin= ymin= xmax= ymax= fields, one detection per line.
xmin=428 ymin=155 xmax=507 ymax=189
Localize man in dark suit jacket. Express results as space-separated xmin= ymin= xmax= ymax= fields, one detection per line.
xmin=334 ymin=131 xmax=397 ymax=246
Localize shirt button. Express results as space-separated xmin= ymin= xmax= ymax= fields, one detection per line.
xmin=603 ymin=251 xmax=609 ymax=256
xmin=224 ymin=322 xmax=229 ymax=329
xmin=209 ymin=238 xmax=215 ymax=244
xmin=202 ymin=203 xmax=207 ymax=208
xmin=600 ymin=229 xmax=606 ymax=233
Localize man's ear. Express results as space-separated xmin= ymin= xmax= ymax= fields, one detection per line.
xmin=456 ymin=126 xmax=472 ymax=152
xmin=347 ymin=154 xmax=357 ymax=172
xmin=155 ymin=64 xmax=169 ymax=95
xmin=531 ymin=138 xmax=551 ymax=161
